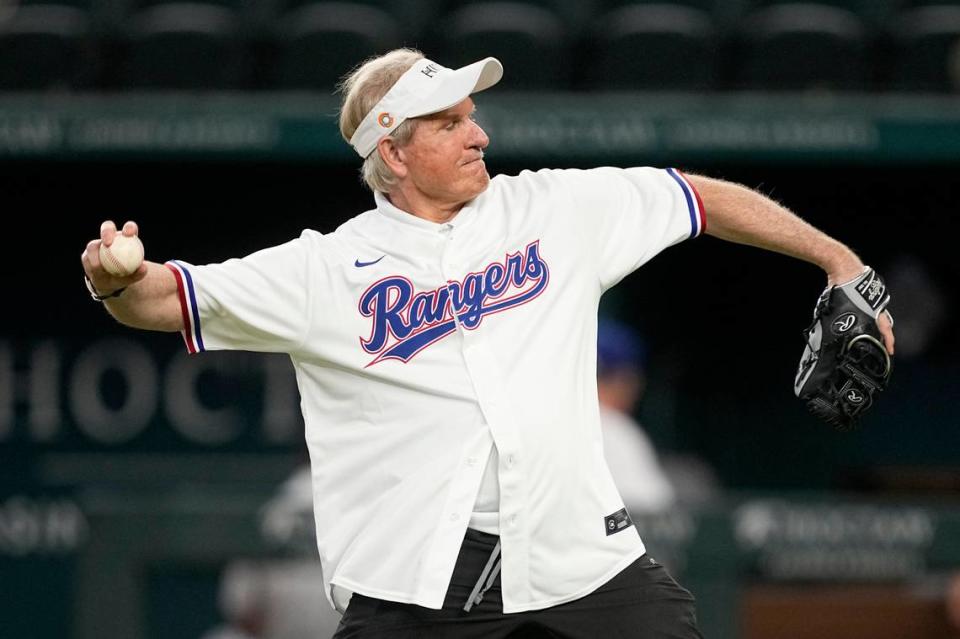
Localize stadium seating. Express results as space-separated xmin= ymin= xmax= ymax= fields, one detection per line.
xmin=890 ymin=5 xmax=960 ymax=91
xmin=271 ymin=2 xmax=402 ymax=89
xmin=599 ymin=0 xmax=746 ymax=27
xmin=478 ymin=0 xmax=604 ymax=35
xmin=584 ymin=3 xmax=719 ymax=89
xmin=0 ymin=0 xmax=957 ymax=92
xmin=0 ymin=5 xmax=94 ymax=90
xmin=433 ymin=2 xmax=567 ymax=89
xmin=602 ymin=0 xmax=725 ymax=11
xmin=119 ymin=3 xmax=246 ymax=89
xmin=744 ymin=0 xmax=896 ymax=26
xmin=736 ymin=3 xmax=868 ymax=90
xmin=268 ymin=0 xmax=433 ymax=33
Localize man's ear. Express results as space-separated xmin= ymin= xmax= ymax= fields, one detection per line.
xmin=378 ymin=137 xmax=407 ymax=179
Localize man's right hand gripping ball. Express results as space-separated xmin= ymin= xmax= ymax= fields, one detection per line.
xmin=794 ymin=267 xmax=893 ymax=431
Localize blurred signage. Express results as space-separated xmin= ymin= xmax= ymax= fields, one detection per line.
xmin=0 ymin=337 xmax=303 ymax=450
xmin=0 ymin=495 xmax=83 ymax=639
xmin=0 ymin=496 xmax=86 ymax=556
xmin=479 ymin=106 xmax=879 ymax=157
xmin=734 ymin=499 xmax=937 ymax=580
xmin=0 ymin=94 xmax=958 ymax=162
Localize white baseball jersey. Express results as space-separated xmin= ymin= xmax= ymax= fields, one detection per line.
xmin=165 ymin=166 xmax=705 ymax=614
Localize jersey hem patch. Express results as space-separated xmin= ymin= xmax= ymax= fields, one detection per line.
xmin=666 ymin=167 xmax=706 ymax=238
xmin=165 ymin=261 xmax=205 ymax=353
xmin=604 ymin=507 xmax=634 ymax=536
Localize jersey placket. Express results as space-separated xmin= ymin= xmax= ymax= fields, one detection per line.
xmin=440 ymin=221 xmax=532 ymax=606
xmin=413 ymin=222 xmax=499 ymax=605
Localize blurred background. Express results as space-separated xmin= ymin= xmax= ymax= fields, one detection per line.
xmin=2 ymin=0 xmax=960 ymax=637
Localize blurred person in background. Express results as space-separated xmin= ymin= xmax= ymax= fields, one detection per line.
xmin=597 ymin=319 xmax=675 ymax=513
xmin=598 ymin=319 xmax=720 ymax=516
xmin=203 ymin=551 xmax=339 ymax=639
xmin=260 ymin=464 xmax=316 ymax=556
xmin=256 ymin=464 xmax=342 ymax=638
xmin=201 ymin=561 xmax=268 ymax=639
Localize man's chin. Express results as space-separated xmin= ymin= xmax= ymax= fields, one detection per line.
xmin=453 ymin=172 xmax=491 ymax=207
xmin=472 ymin=174 xmax=491 ymax=197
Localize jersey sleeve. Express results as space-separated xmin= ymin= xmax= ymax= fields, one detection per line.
xmin=165 ymin=235 xmax=314 ymax=354
xmin=562 ymin=166 xmax=705 ymax=290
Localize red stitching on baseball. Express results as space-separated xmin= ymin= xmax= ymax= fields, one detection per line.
xmin=104 ymin=244 xmax=130 ymax=275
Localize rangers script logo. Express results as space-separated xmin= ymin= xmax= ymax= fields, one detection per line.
xmin=358 ymin=241 xmax=550 ymax=366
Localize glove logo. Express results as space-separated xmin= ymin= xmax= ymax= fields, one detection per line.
xmin=855 ymin=271 xmax=888 ymax=310
xmin=846 ymin=389 xmax=865 ymax=404
xmin=831 ymin=313 xmax=857 ymax=335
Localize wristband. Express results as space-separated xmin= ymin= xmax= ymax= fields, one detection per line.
xmin=85 ymin=274 xmax=126 ymax=302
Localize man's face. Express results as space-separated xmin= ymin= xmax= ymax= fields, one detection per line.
xmin=399 ymin=97 xmax=491 ymax=208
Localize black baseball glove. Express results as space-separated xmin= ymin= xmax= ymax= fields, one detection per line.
xmin=794 ymin=267 xmax=893 ymax=431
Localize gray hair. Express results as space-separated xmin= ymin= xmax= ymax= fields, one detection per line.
xmin=338 ymin=48 xmax=424 ymax=194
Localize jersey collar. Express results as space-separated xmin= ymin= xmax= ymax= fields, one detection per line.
xmin=374 ymin=191 xmax=479 ymax=233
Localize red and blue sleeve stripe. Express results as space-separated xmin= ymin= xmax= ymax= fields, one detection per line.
xmin=666 ymin=167 xmax=706 ymax=238
xmin=165 ymin=261 xmax=205 ymax=354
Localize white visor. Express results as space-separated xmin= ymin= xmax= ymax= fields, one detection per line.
xmin=349 ymin=56 xmax=503 ymax=158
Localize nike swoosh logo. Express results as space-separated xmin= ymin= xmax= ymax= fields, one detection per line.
xmin=354 ymin=255 xmax=385 ymax=268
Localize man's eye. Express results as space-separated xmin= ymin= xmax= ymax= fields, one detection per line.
xmin=445 ymin=120 xmax=457 ymax=130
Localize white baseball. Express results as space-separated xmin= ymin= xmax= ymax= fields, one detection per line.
xmin=99 ymin=234 xmax=144 ymax=277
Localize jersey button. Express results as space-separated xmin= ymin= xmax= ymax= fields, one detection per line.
xmin=467 ymin=457 xmax=478 ymax=467
xmin=508 ymin=515 xmax=518 ymax=526
xmin=506 ymin=455 xmax=516 ymax=468
xmin=449 ymin=513 xmax=460 ymax=522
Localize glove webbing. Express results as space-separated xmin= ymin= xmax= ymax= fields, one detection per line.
xmin=807 ymin=334 xmax=889 ymax=430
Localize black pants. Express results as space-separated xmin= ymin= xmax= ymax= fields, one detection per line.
xmin=332 ymin=529 xmax=704 ymax=638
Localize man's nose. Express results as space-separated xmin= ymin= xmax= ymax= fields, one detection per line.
xmin=469 ymin=120 xmax=490 ymax=149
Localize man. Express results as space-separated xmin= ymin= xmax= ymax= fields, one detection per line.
xmin=201 ymin=561 xmax=267 ymax=639
xmin=82 ymin=49 xmax=894 ymax=638
xmin=596 ymin=319 xmax=675 ymax=513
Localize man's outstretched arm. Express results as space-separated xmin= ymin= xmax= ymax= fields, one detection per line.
xmin=81 ymin=220 xmax=184 ymax=332
xmin=686 ymin=174 xmax=894 ymax=354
